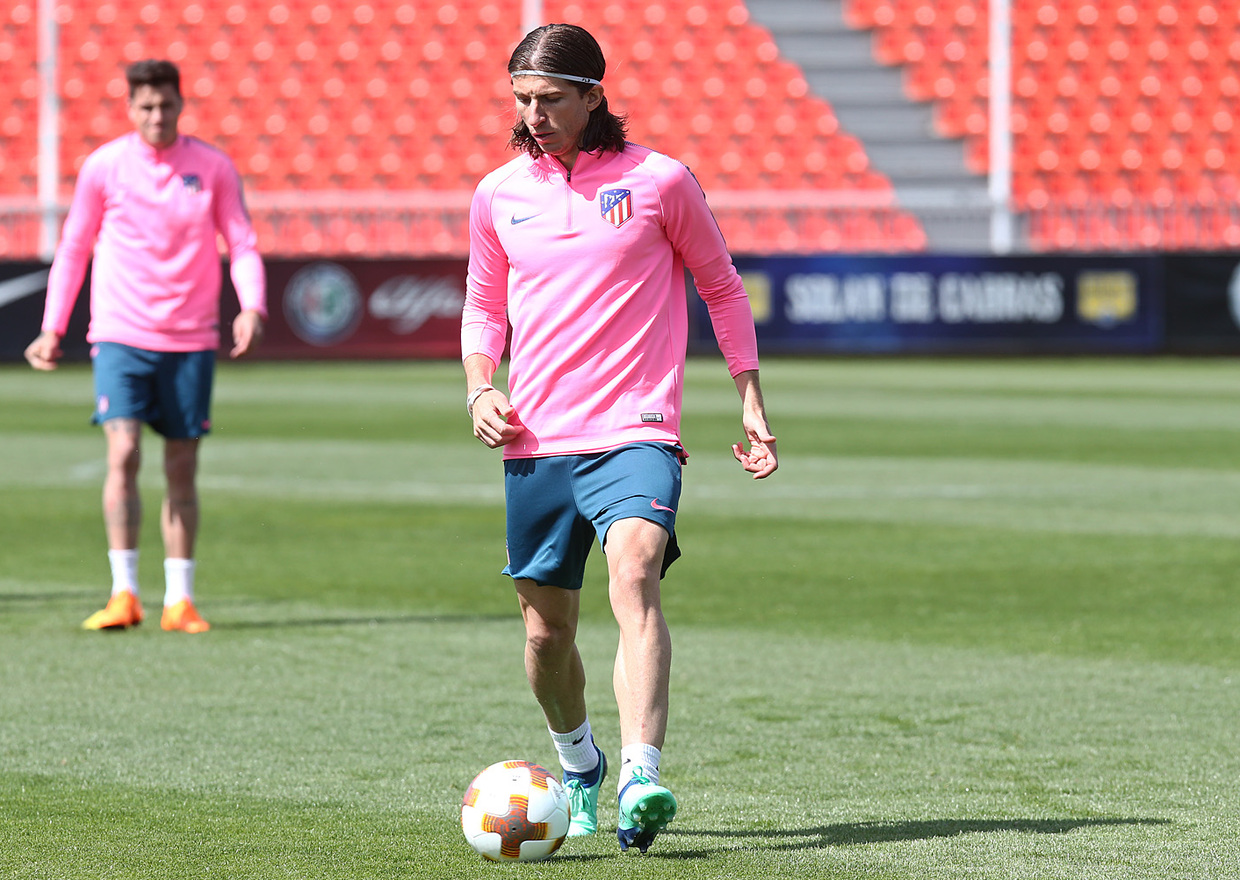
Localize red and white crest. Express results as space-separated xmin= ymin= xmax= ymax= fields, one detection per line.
xmin=599 ymin=188 xmax=633 ymax=228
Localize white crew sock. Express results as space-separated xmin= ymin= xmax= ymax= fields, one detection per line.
xmin=550 ymin=719 xmax=599 ymax=774
xmin=619 ymin=743 xmax=662 ymax=789
xmin=163 ymin=558 xmax=196 ymax=607
xmin=108 ymin=549 xmax=139 ymax=597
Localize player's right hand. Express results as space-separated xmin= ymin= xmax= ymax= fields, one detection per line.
xmin=24 ymin=331 xmax=63 ymax=371
xmin=472 ymin=391 xmax=522 ymax=448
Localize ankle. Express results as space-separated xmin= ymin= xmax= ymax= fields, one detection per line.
xmin=619 ymin=743 xmax=662 ymax=790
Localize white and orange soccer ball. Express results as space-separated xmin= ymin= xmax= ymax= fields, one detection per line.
xmin=460 ymin=760 xmax=572 ymax=862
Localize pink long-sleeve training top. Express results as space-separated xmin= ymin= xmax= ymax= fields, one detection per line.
xmin=42 ymin=132 xmax=267 ymax=352
xmin=462 ymin=143 xmax=760 ymax=459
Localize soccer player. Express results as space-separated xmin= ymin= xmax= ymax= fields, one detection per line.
xmin=462 ymin=24 xmax=778 ymax=853
xmin=24 ymin=59 xmax=266 ymax=634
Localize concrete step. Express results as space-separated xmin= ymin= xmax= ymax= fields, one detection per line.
xmin=833 ymin=103 xmax=937 ymax=139
xmin=775 ymin=32 xmax=876 ymax=64
xmin=745 ymin=0 xmax=993 ymax=250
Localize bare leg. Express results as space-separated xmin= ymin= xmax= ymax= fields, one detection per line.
xmin=515 ymin=580 xmax=588 ymax=733
xmin=605 ymin=518 xmax=671 ymax=750
xmin=161 ymin=438 xmax=200 ymax=559
xmin=103 ymin=419 xmax=143 ymax=550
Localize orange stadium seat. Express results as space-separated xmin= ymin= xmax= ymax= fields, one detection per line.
xmin=1 ymin=4 xmax=39 ymax=195
xmin=857 ymin=0 xmax=1240 ymax=248
xmin=543 ymin=0 xmax=921 ymax=251
xmin=844 ymin=0 xmax=890 ymax=29
xmin=5 ymin=0 xmax=925 ymax=256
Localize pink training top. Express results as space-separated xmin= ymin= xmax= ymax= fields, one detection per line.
xmin=462 ymin=143 xmax=760 ymax=459
xmin=42 ymin=132 xmax=266 ymax=352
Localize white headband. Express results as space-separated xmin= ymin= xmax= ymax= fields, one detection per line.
xmin=510 ymin=69 xmax=602 ymax=85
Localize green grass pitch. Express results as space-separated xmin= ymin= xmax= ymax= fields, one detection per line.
xmin=1 ymin=356 xmax=1238 ymax=879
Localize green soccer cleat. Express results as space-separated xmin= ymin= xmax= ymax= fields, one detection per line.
xmin=564 ymin=747 xmax=607 ymax=837
xmin=616 ymin=767 xmax=677 ymax=853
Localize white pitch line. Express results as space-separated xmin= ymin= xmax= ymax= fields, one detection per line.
xmin=67 ymin=459 xmax=105 ymax=481
xmin=196 ymin=474 xmax=503 ymax=504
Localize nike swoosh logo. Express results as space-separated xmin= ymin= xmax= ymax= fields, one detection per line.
xmin=510 ymin=213 xmax=541 ymax=225
xmin=571 ymin=735 xmax=585 ymax=745
xmin=651 ymin=499 xmax=676 ymax=513
xmin=0 ymin=268 xmax=50 ymax=308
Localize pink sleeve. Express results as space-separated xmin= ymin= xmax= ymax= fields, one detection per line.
xmin=214 ymin=161 xmax=267 ymax=318
xmin=42 ymin=155 xmax=105 ymax=336
xmin=661 ymin=167 xmax=760 ymax=376
xmin=461 ymin=181 xmax=510 ymax=366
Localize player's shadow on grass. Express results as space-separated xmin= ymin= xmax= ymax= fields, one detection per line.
xmin=669 ymin=817 xmax=1170 ymax=853
xmin=0 ymin=589 xmax=97 ymax=603
xmin=217 ymin=612 xmax=514 ymax=630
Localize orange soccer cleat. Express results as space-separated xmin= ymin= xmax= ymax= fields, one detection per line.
xmin=81 ymin=591 xmax=144 ymax=630
xmin=160 ymin=599 xmax=211 ymax=633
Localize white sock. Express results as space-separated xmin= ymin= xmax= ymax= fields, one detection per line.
xmin=163 ymin=558 xmax=196 ymax=607
xmin=619 ymin=743 xmax=662 ymax=789
xmin=108 ymin=549 xmax=139 ymax=597
xmin=550 ymin=719 xmax=599 ymax=774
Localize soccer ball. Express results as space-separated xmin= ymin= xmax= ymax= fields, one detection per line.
xmin=461 ymin=760 xmax=571 ymax=862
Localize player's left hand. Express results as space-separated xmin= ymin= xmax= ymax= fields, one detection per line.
xmin=230 ymin=309 xmax=265 ymax=358
xmin=733 ymin=422 xmax=778 ymax=479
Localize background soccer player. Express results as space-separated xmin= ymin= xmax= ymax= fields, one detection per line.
xmin=24 ymin=59 xmax=267 ymax=634
xmin=462 ymin=24 xmax=777 ymax=854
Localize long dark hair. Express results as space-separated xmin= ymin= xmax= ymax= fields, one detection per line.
xmin=507 ymin=23 xmax=628 ymax=157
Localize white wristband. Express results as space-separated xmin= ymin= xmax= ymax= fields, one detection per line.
xmin=466 ymin=384 xmax=496 ymax=418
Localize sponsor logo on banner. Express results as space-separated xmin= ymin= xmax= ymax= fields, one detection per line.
xmin=740 ymin=271 xmax=772 ymax=324
xmin=784 ymin=272 xmax=1064 ymax=325
xmin=283 ymin=262 xmax=363 ymax=346
xmin=937 ymin=273 xmax=1063 ymax=323
xmin=1077 ymin=271 xmax=1138 ymax=327
xmin=599 ymin=188 xmax=633 ymax=228
xmin=368 ymin=276 xmax=465 ymax=334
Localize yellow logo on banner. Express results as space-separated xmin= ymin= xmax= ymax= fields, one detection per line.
xmin=741 ymin=272 xmax=772 ymax=324
xmin=1077 ymin=271 xmax=1137 ymax=327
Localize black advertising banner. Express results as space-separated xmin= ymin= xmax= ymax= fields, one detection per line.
xmin=0 ymin=262 xmax=92 ymax=362
xmin=691 ymin=254 xmax=1165 ymax=355
xmin=1163 ymin=254 xmax=1240 ymax=353
xmin=10 ymin=252 xmax=1237 ymax=360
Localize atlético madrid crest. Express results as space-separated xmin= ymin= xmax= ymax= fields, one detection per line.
xmin=599 ymin=188 xmax=633 ymax=228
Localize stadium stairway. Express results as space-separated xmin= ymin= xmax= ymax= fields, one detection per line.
xmin=744 ymin=0 xmax=991 ymax=250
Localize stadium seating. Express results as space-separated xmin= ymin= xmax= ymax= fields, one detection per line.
xmin=1 ymin=0 xmax=922 ymax=257
xmin=8 ymin=0 xmax=1240 ymax=254
xmin=846 ymin=0 xmax=1240 ymax=248
xmin=0 ymin=3 xmax=40 ymax=255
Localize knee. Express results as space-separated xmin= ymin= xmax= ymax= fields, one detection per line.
xmin=165 ymin=459 xmax=197 ymax=490
xmin=525 ymin=618 xmax=577 ymax=660
xmin=610 ymin=554 xmax=659 ymax=591
xmin=608 ymin=556 xmax=663 ymax=609
xmin=164 ymin=444 xmax=199 ymax=491
xmin=106 ymin=440 xmax=141 ymax=478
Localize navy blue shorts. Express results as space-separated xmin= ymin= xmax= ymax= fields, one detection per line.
xmin=502 ymin=442 xmax=684 ymax=590
xmin=91 ymin=342 xmax=215 ymax=439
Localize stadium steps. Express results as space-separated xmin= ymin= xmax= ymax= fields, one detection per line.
xmin=745 ymin=0 xmax=991 ymax=250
